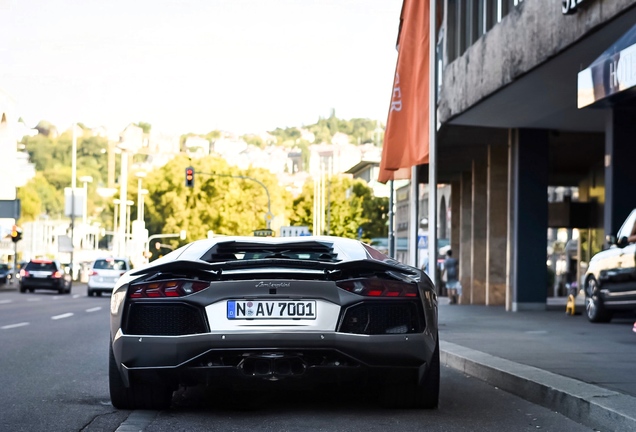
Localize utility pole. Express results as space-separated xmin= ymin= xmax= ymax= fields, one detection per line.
xmin=70 ymin=124 xmax=77 ymax=274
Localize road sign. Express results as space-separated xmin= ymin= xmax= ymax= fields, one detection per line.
xmin=254 ymin=229 xmax=274 ymax=237
xmin=418 ymin=235 xmax=428 ymax=249
xmin=0 ymin=199 xmax=21 ymax=219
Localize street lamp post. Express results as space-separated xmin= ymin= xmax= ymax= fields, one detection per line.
xmin=79 ymin=175 xmax=93 ymax=247
xmin=124 ymin=199 xmax=134 ymax=256
xmin=113 ymin=198 xmax=120 ymax=253
xmin=70 ymin=124 xmax=77 ymax=271
xmin=117 ymin=144 xmax=129 ymax=257
xmin=135 ymin=172 xmax=147 ymax=222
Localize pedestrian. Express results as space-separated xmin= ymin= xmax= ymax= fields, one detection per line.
xmin=442 ymin=250 xmax=461 ymax=304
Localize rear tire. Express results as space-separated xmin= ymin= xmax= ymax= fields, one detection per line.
xmin=87 ymin=289 xmax=93 ymax=297
xmin=19 ymin=285 xmax=26 ymax=293
xmin=585 ymin=277 xmax=613 ymax=323
xmin=96 ymin=291 xmax=102 ymax=297
xmin=382 ymin=335 xmax=440 ymax=409
xmin=109 ymin=344 xmax=173 ymax=410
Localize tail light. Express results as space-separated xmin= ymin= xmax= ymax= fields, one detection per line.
xmin=90 ymin=270 xmax=98 ymax=276
xmin=337 ymin=278 xmax=418 ymax=297
xmin=129 ymin=279 xmax=210 ymax=298
xmin=52 ymin=271 xmax=63 ymax=278
xmin=20 ymin=269 xmax=28 ymax=278
xmin=119 ymin=271 xmax=126 ymax=277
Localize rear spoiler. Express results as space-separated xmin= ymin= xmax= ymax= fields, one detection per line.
xmin=130 ymin=258 xmax=419 ymax=278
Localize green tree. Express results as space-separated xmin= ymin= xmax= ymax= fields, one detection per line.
xmin=143 ymin=155 xmax=292 ymax=253
xmin=289 ymin=175 xmax=388 ymax=242
xmin=135 ymin=121 xmax=151 ymax=134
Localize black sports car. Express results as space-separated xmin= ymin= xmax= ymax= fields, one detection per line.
xmin=109 ymin=236 xmax=439 ymax=409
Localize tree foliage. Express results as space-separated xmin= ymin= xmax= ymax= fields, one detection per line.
xmin=143 ymin=155 xmax=293 ymax=251
xmin=268 ymin=111 xmax=383 ymax=146
xmin=289 ymin=175 xmax=388 ymax=242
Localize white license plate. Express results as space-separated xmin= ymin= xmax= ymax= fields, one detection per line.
xmin=227 ymin=300 xmax=316 ymax=320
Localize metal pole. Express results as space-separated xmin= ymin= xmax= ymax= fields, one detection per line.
xmin=427 ymin=0 xmax=438 ymax=286
xmin=71 ymin=124 xmax=77 ymax=273
xmin=409 ymin=167 xmax=418 ymax=268
xmin=389 ymin=180 xmax=395 ymax=257
xmin=118 ymin=150 xmax=128 ymax=257
xmin=137 ymin=178 xmax=143 ymax=221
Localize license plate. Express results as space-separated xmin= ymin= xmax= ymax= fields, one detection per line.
xmin=227 ymin=300 xmax=316 ymax=320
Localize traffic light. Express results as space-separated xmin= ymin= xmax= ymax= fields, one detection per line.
xmin=10 ymin=225 xmax=22 ymax=243
xmin=185 ymin=166 xmax=195 ymax=187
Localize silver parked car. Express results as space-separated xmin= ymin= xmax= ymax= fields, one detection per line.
xmin=109 ymin=236 xmax=439 ymax=410
xmin=87 ymin=257 xmax=130 ymax=297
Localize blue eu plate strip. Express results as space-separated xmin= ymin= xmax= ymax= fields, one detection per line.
xmin=227 ymin=300 xmax=236 ymax=319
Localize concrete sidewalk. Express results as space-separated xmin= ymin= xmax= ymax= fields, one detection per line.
xmin=438 ymin=300 xmax=636 ymax=431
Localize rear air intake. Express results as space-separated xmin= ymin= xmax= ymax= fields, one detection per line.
xmin=338 ymin=302 xmax=423 ymax=335
xmin=125 ymin=303 xmax=208 ymax=336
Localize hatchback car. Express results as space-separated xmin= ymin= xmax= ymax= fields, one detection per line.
xmin=0 ymin=263 xmax=10 ymax=284
xmin=19 ymin=259 xmax=72 ymax=294
xmin=582 ymin=208 xmax=636 ymax=322
xmin=87 ymin=257 xmax=130 ymax=296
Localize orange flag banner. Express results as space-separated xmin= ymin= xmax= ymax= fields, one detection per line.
xmin=378 ymin=0 xmax=430 ymax=183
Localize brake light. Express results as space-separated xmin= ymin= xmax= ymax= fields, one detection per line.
xmin=337 ymin=278 xmax=419 ymax=297
xmin=20 ymin=269 xmax=28 ymax=277
xmin=52 ymin=271 xmax=63 ymax=278
xmin=90 ymin=270 xmax=98 ymax=276
xmin=128 ymin=280 xmax=210 ymax=298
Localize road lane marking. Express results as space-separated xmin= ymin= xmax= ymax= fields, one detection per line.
xmin=51 ymin=313 xmax=74 ymax=320
xmin=0 ymin=299 xmax=12 ymax=304
xmin=2 ymin=322 xmax=29 ymax=329
xmin=73 ymin=294 xmax=81 ymax=299
xmin=86 ymin=307 xmax=102 ymax=313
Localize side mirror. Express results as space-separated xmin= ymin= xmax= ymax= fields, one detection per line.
xmin=606 ymin=234 xmax=617 ymax=246
xmin=617 ymin=236 xmax=629 ymax=248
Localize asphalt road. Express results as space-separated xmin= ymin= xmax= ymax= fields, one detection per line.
xmin=0 ymin=283 xmax=592 ymax=432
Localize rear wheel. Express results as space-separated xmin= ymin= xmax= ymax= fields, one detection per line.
xmin=87 ymin=289 xmax=93 ymax=297
xmin=585 ymin=277 xmax=613 ymax=323
xmin=19 ymin=285 xmax=26 ymax=293
xmin=109 ymin=344 xmax=173 ymax=410
xmin=382 ymin=336 xmax=440 ymax=409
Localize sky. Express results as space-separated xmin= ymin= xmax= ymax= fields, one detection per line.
xmin=0 ymin=0 xmax=402 ymax=136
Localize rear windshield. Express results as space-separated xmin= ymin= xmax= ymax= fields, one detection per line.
xmin=26 ymin=262 xmax=57 ymax=271
xmin=93 ymin=259 xmax=128 ymax=271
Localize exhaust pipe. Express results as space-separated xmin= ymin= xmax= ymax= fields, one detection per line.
xmin=240 ymin=356 xmax=306 ymax=378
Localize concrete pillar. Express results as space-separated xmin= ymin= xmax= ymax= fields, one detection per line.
xmin=604 ymin=106 xmax=636 ymax=235
xmin=459 ymin=171 xmax=472 ymax=304
xmin=471 ymin=158 xmax=487 ymax=304
xmin=486 ymin=143 xmax=508 ymax=305
xmin=511 ymin=129 xmax=549 ymax=311
xmin=450 ymin=180 xmax=461 ymax=256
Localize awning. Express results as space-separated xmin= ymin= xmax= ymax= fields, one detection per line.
xmin=578 ymin=23 xmax=636 ymax=109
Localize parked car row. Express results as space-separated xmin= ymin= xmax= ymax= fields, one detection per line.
xmin=5 ymin=256 xmax=131 ymax=296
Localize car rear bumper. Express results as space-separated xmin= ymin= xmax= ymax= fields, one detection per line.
xmin=112 ymin=330 xmax=436 ymax=387
xmin=20 ymin=278 xmax=64 ymax=289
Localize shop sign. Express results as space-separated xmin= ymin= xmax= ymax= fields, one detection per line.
xmin=562 ymin=0 xmax=586 ymax=15
xmin=578 ymin=42 xmax=636 ymax=108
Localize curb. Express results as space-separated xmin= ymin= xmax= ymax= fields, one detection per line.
xmin=441 ymin=341 xmax=636 ymax=431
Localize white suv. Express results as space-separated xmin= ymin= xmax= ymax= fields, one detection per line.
xmin=87 ymin=258 xmax=130 ymax=297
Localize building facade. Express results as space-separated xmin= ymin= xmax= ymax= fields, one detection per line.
xmin=424 ymin=0 xmax=636 ymax=310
